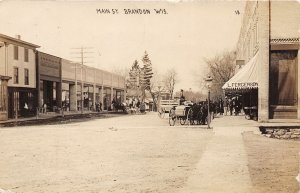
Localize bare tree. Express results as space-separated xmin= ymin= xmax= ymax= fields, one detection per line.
xmin=149 ymin=70 xmax=162 ymax=111
xmin=163 ymin=68 xmax=177 ymax=99
xmin=204 ymin=50 xmax=236 ymax=98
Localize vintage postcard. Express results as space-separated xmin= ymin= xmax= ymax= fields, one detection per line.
xmin=0 ymin=0 xmax=299 ymax=193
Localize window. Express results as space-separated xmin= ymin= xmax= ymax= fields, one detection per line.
xmin=270 ymin=50 xmax=298 ymax=105
xmin=24 ymin=48 xmax=29 ymax=62
xmin=14 ymin=46 xmax=18 ymax=60
xmin=13 ymin=67 xmax=19 ymax=84
xmin=24 ymin=69 xmax=29 ymax=85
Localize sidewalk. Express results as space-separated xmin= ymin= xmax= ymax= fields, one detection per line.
xmin=0 ymin=110 xmax=120 ymax=127
xmin=179 ymin=115 xmax=259 ymax=193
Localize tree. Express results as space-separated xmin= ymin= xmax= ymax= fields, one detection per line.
xmin=163 ymin=68 xmax=177 ymax=99
xmin=128 ymin=60 xmax=141 ymax=89
xmin=204 ymin=50 xmax=236 ymax=98
xmin=126 ymin=60 xmax=142 ymax=98
xmin=140 ymin=51 xmax=153 ymax=101
xmin=149 ymin=70 xmax=164 ymax=111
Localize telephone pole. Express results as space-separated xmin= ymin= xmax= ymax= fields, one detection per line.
xmin=70 ymin=47 xmax=94 ymax=114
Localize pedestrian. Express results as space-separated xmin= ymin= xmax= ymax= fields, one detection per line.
xmin=219 ymin=98 xmax=224 ymax=115
xmin=229 ymin=98 xmax=233 ymax=116
xmin=224 ymin=97 xmax=228 ymax=116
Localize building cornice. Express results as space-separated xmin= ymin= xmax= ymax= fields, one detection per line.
xmin=270 ymin=38 xmax=300 ymax=44
xmin=0 ymin=34 xmax=40 ymax=49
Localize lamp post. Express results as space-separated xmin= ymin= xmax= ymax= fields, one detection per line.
xmin=205 ymin=75 xmax=213 ymax=129
xmin=157 ymin=85 xmax=162 ymax=112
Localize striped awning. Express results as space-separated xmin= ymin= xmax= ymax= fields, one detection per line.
xmin=222 ymin=52 xmax=259 ymax=90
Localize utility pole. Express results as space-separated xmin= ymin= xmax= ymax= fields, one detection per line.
xmin=70 ymin=47 xmax=94 ymax=114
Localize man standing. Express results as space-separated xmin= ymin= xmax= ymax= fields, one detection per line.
xmin=229 ymin=98 xmax=233 ymax=116
xmin=224 ymin=97 xmax=228 ymax=116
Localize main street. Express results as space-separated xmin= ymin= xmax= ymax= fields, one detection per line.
xmin=0 ymin=113 xmax=299 ymax=193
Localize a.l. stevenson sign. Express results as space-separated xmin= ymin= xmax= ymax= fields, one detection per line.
xmin=226 ymin=82 xmax=258 ymax=89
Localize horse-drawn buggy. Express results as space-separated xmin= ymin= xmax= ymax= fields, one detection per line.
xmin=168 ymin=102 xmax=208 ymax=126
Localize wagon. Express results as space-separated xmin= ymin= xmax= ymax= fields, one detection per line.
xmin=168 ymin=103 xmax=209 ymax=126
xmin=158 ymin=99 xmax=179 ymax=118
xmin=168 ymin=105 xmax=193 ymax=126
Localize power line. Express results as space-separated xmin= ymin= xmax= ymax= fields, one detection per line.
xmin=70 ymin=46 xmax=94 ymax=66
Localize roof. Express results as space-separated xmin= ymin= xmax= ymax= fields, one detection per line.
xmin=222 ymin=52 xmax=259 ymax=90
xmin=0 ymin=33 xmax=40 ymax=48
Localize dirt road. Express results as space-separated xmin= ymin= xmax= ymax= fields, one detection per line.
xmin=0 ymin=113 xmax=213 ymax=193
xmin=0 ymin=113 xmax=299 ymax=193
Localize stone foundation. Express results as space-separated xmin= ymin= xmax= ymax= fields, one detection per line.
xmin=260 ymin=127 xmax=300 ymax=140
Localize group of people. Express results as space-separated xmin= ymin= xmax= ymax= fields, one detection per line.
xmin=223 ymin=96 xmax=243 ymax=116
xmin=188 ymin=96 xmax=243 ymax=121
xmin=125 ymin=98 xmax=146 ymax=114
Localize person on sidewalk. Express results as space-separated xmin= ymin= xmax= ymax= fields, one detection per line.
xmin=219 ymin=98 xmax=224 ymax=115
xmin=229 ymin=98 xmax=233 ymax=116
xmin=224 ymin=97 xmax=228 ymax=116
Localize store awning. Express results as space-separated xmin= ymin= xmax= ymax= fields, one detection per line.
xmin=222 ymin=52 xmax=259 ymax=90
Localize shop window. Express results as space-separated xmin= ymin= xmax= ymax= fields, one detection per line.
xmin=24 ymin=69 xmax=29 ymax=85
xmin=13 ymin=67 xmax=19 ymax=84
xmin=270 ymin=50 xmax=298 ymax=106
xmin=0 ymin=83 xmax=7 ymax=112
xmin=24 ymin=48 xmax=29 ymax=62
xmin=14 ymin=46 xmax=18 ymax=60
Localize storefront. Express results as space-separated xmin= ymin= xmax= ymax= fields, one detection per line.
xmin=103 ymin=87 xmax=111 ymax=111
xmin=61 ymin=82 xmax=70 ymax=111
xmin=222 ymin=52 xmax=259 ymax=120
xmin=0 ymin=76 xmax=10 ymax=120
xmin=83 ymin=84 xmax=94 ymax=110
xmin=37 ymin=52 xmax=62 ymax=112
xmin=8 ymin=87 xmax=37 ymax=118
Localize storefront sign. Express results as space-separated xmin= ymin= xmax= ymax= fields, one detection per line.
xmin=227 ymin=82 xmax=258 ymax=89
xmin=39 ymin=53 xmax=61 ymax=79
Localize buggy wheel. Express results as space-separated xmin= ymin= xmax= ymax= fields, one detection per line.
xmin=169 ymin=109 xmax=176 ymax=126
xmin=180 ymin=118 xmax=186 ymax=125
xmin=187 ymin=108 xmax=194 ymax=125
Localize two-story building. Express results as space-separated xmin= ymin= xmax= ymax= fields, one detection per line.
xmin=223 ymin=1 xmax=300 ymax=121
xmin=0 ymin=34 xmax=39 ymax=120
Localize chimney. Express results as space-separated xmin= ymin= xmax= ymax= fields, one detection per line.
xmin=15 ymin=35 xmax=21 ymax=40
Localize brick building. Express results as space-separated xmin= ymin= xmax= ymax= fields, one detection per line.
xmin=223 ymin=1 xmax=300 ymax=121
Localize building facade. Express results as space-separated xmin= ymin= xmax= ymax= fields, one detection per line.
xmin=36 ymin=52 xmax=62 ymax=112
xmin=236 ymin=1 xmax=300 ymax=121
xmin=0 ymin=33 xmax=125 ymax=120
xmin=61 ymin=59 xmax=125 ymax=112
xmin=0 ymin=34 xmax=39 ymax=120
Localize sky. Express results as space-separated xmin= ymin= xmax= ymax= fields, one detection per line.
xmin=0 ymin=0 xmax=245 ymax=92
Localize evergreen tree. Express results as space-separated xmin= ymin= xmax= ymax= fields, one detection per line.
xmin=128 ymin=60 xmax=140 ymax=89
xmin=141 ymin=51 xmax=153 ymax=90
